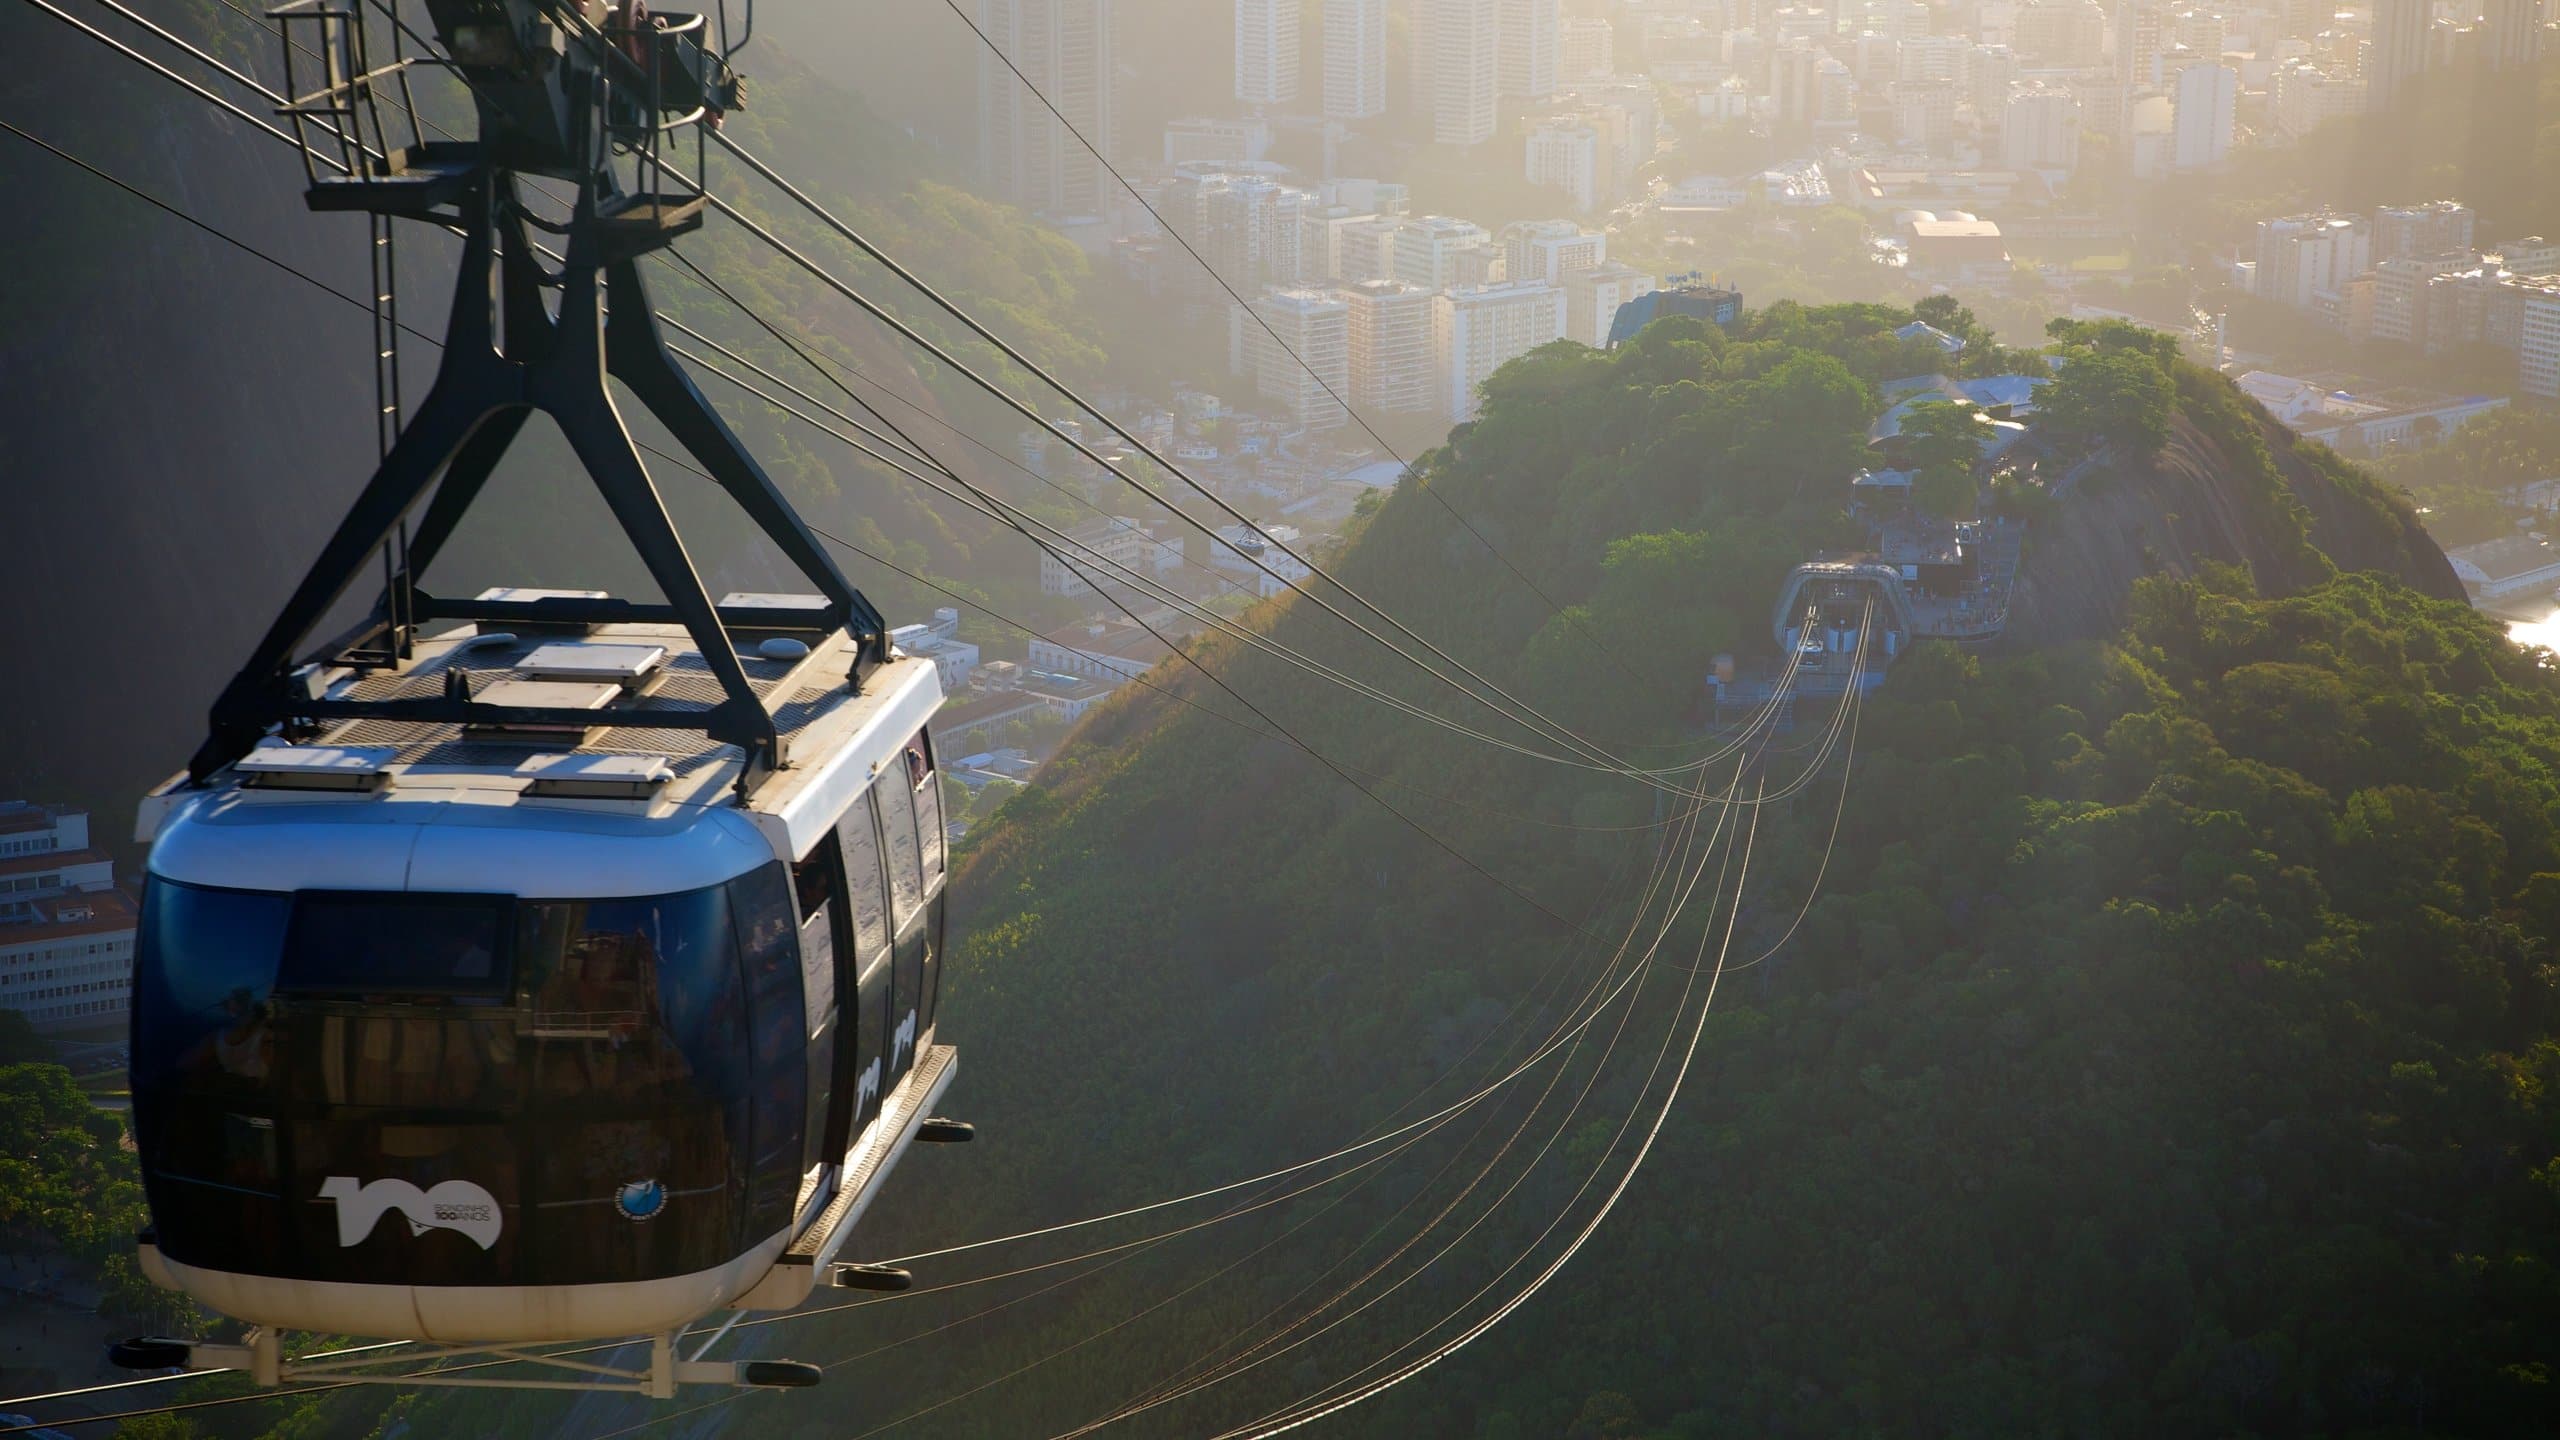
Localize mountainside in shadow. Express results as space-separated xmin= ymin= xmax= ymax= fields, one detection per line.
xmin=2008 ymin=365 xmax=2464 ymax=650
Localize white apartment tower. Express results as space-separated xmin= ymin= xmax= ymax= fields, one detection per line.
xmin=2169 ymin=61 xmax=2235 ymax=169
xmin=1239 ymin=289 xmax=1353 ymax=430
xmin=1525 ymin=121 xmax=1602 ymax=211
xmin=1563 ymin=263 xmax=1654 ymax=348
xmin=977 ymin=0 xmax=1117 ymax=218
xmin=1344 ymin=279 xmax=1438 ymax=414
xmin=2375 ymin=201 xmax=2476 ymax=262
xmin=1561 ymin=16 xmax=1615 ymax=79
xmin=0 ymin=803 xmax=135 ymax=1034
xmin=2001 ymin=81 xmax=2082 ymax=171
xmin=1323 ymin=0 xmax=1388 ymax=119
xmin=1499 ymin=0 xmax=1562 ymax=99
xmin=1429 ymin=0 xmax=1502 ymax=145
xmin=1235 ymin=0 xmax=1300 ymax=107
xmin=2369 ymin=0 xmax=2426 ymax=113
xmin=2255 ymin=212 xmax=2374 ymax=309
xmin=1433 ymin=281 xmax=1565 ymax=421
xmin=1501 ymin=219 xmax=1607 ymax=285
xmin=1394 ymin=215 xmax=1495 ymax=289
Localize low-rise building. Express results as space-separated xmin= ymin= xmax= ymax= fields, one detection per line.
xmin=0 ymin=803 xmax=134 ymax=1035
xmin=1433 ymin=280 xmax=1566 ymax=421
xmin=2448 ymin=534 xmax=2560 ymax=598
xmin=1906 ymin=217 xmax=2013 ymax=286
xmin=1039 ymin=514 xmax=1187 ymax=598
xmin=1029 ymin=617 xmax=1174 ymax=682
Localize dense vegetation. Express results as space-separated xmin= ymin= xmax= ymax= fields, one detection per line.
xmin=2373 ymin=407 xmax=2560 ymax=550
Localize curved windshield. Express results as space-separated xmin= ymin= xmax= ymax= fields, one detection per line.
xmin=133 ymin=880 xmax=292 ymax=1095
xmin=134 ymin=876 xmax=768 ymax=1285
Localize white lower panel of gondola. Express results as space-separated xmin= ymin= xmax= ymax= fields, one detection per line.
xmin=136 ymin=1227 xmax=793 ymax=1345
xmin=735 ymin=1041 xmax=958 ymax=1313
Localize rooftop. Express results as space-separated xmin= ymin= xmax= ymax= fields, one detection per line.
xmin=0 ymin=888 xmax=138 ymax=946
xmin=2450 ymin=534 xmax=2560 ymax=582
xmin=0 ymin=846 xmax=109 ymax=881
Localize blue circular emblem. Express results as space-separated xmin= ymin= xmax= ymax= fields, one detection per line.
xmin=614 ymin=1179 xmax=668 ymax=1222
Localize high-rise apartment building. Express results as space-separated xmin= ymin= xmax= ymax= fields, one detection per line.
xmin=2485 ymin=0 xmax=2542 ymax=70
xmin=1343 ymin=279 xmax=1437 ymax=413
xmin=1165 ymin=173 xmax=1312 ymax=291
xmin=2271 ymin=60 xmax=2364 ymax=139
xmin=1433 ymin=281 xmax=1565 ymax=420
xmin=1236 ymin=0 xmax=1301 ymax=106
xmin=1428 ymin=0 xmax=1502 ymax=145
xmin=2371 ymin=253 xmax=2472 ymax=346
xmin=1394 ymin=215 xmax=1496 ymax=289
xmin=2375 ymin=201 xmax=2476 ymax=262
xmin=1562 ymin=262 xmax=1654 ymax=347
xmin=977 ymin=0 xmax=1116 ymax=218
xmin=1323 ymin=0 xmax=1388 ymax=118
xmin=0 ymin=803 xmax=135 ymax=1035
xmin=2255 ymin=212 xmax=2374 ymax=309
xmin=1238 ymin=289 xmax=1352 ymax=429
xmin=1300 ymin=204 xmax=1380 ymax=282
xmin=2015 ymin=0 xmax=2108 ymax=66
xmin=2117 ymin=0 xmax=2164 ymax=89
xmin=1561 ymin=16 xmax=1615 ymax=79
xmin=2513 ymin=282 xmax=2560 ymax=397
xmin=2369 ymin=0 xmax=2427 ymax=112
xmin=1525 ymin=121 xmax=1602 ymax=210
xmin=1500 ymin=0 xmax=1562 ymax=98
xmin=1500 ymin=219 xmax=1607 ymax=285
xmin=1891 ymin=78 xmax=1961 ymax=152
xmin=1338 ymin=216 xmax=1407 ymax=282
xmin=2001 ymin=81 xmax=2082 ymax=171
xmin=2169 ymin=61 xmax=2235 ymax=168
xmin=1770 ymin=38 xmax=1824 ymax=131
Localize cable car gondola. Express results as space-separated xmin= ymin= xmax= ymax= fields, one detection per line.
xmin=112 ymin=0 xmax=966 ymax=1397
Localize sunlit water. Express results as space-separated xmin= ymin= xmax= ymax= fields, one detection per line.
xmin=2509 ymin=611 xmax=2560 ymax=651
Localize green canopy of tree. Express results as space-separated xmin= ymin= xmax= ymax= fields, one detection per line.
xmin=2039 ymin=341 xmax=2178 ymax=460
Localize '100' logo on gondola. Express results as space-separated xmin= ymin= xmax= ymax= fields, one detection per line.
xmin=319 ymin=1176 xmax=504 ymax=1250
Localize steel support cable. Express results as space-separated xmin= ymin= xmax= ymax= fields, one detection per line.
xmin=927 ymin=0 xmax=1676 ymax=701
xmin=865 ymin=729 xmax=1778 ymax=1273
xmin=1668 ymin=606 xmax=1874 ymax=977
xmin=651 ymin=249 xmax=1806 ymax=786
xmin=1055 ymin=751 xmax=1764 ymax=1437
xmin=1151 ymin=643 xmax=1855 ymax=1427
xmin=1066 ymin=690 xmax=1794 ymax=1439
xmin=667 ymin=332 xmax=1739 ymax=794
xmin=1058 ymin=782 xmax=1744 ymax=1437
xmin=1212 ymin=771 xmax=1774 ymax=1440
xmin=653 ymin=250 xmax=1288 ymax=618
xmin=668 ymin=322 xmax=1810 ymax=802
xmin=805 ymin=756 xmax=1741 ymax=1440
xmin=693 ymin=137 xmax=1697 ymax=785
xmin=1221 ymin=638 xmax=1856 ymax=1436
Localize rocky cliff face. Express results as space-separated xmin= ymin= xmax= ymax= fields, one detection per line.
xmin=2005 ymin=394 xmax=2464 ymax=651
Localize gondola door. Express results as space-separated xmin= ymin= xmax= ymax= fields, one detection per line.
xmin=790 ymin=833 xmax=853 ymax=1211
xmin=831 ymin=790 xmax=895 ymax=1160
